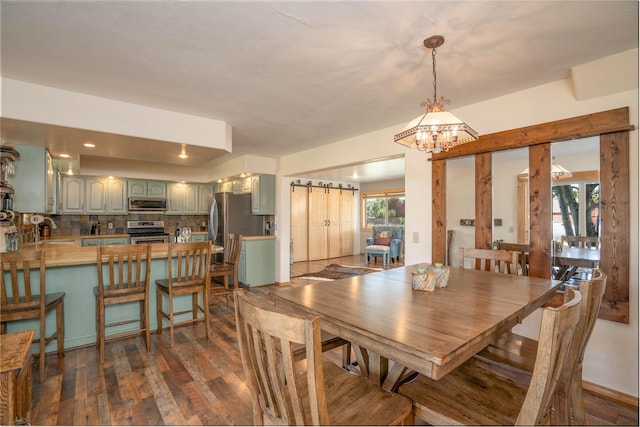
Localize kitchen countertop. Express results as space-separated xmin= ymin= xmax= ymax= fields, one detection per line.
xmin=243 ymin=235 xmax=275 ymax=241
xmin=18 ymin=238 xmax=222 ymax=268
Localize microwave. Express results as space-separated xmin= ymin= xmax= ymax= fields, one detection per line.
xmin=128 ymin=198 xmax=168 ymax=211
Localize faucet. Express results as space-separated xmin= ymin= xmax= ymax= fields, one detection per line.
xmin=43 ymin=217 xmax=58 ymax=229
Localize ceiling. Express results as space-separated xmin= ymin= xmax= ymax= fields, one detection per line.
xmin=1 ymin=1 xmax=637 ymax=183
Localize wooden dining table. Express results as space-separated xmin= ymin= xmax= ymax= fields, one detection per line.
xmin=553 ymin=246 xmax=600 ymax=281
xmin=270 ymin=264 xmax=561 ymax=391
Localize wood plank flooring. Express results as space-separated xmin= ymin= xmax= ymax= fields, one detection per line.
xmin=26 ymin=255 xmax=638 ymax=425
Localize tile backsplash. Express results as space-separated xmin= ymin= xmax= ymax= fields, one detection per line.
xmin=49 ymin=214 xmax=211 ymax=236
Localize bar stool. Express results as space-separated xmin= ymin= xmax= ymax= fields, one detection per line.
xmin=156 ymin=241 xmax=211 ymax=347
xmin=1 ymin=249 xmax=65 ymax=382
xmin=95 ymin=244 xmax=152 ymax=364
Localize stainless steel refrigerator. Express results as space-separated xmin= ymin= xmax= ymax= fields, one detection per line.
xmin=209 ymin=192 xmax=264 ymax=262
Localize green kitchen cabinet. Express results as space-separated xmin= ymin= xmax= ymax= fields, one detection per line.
xmin=81 ymin=237 xmax=130 ymax=247
xmin=238 ymin=238 xmax=275 ymax=287
xmin=9 ymin=145 xmax=56 ymax=213
xmin=251 ymin=174 xmax=275 ymax=215
xmin=128 ymin=179 xmax=166 ymax=198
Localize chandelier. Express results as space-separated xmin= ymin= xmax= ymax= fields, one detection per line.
xmin=519 ymin=158 xmax=573 ymax=180
xmin=394 ymin=35 xmax=478 ymax=155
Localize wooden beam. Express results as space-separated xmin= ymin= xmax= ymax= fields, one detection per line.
xmin=431 ymin=107 xmax=633 ymax=160
xmin=431 ymin=160 xmax=446 ymax=264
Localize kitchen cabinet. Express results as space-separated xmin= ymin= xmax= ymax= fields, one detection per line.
xmin=238 ymin=237 xmax=275 ymax=287
xmin=9 ymin=145 xmax=56 ymax=213
xmin=60 ymin=175 xmax=85 ymax=213
xmin=128 ymin=179 xmax=166 ymax=198
xmin=197 ymin=184 xmax=213 ymax=214
xmin=218 ymin=181 xmax=233 ymax=193
xmin=166 ymin=182 xmax=198 ymax=214
xmin=251 ymin=174 xmax=275 ymax=215
xmin=81 ymin=237 xmax=130 ymax=247
xmin=190 ymin=233 xmax=209 ymax=242
xmin=62 ymin=176 xmax=127 ymax=214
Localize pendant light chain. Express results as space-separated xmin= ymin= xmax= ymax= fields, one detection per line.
xmin=432 ymin=47 xmax=438 ymax=105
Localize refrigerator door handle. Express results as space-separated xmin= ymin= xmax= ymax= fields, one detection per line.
xmin=209 ymin=197 xmax=218 ymax=242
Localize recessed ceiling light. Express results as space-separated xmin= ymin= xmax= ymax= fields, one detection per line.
xmin=217 ymin=179 xmax=222 ymax=183
xmin=179 ymin=143 xmax=188 ymax=159
xmin=84 ymin=143 xmax=95 ymax=148
xmin=59 ymin=154 xmax=70 ymax=158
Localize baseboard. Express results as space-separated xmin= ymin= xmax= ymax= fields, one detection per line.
xmin=583 ymin=380 xmax=639 ymax=407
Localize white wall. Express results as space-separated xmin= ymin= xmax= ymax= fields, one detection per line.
xmin=276 ymin=53 xmax=638 ymax=396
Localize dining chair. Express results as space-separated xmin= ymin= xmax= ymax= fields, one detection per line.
xmin=474 ymin=269 xmax=607 ymax=425
xmin=561 ymin=235 xmax=600 ymax=249
xmin=497 ymin=242 xmax=530 ymax=276
xmin=234 ymin=289 xmax=412 ymax=426
xmin=95 ymin=244 xmax=152 ymax=364
xmin=459 ymin=247 xmax=519 ymax=275
xmin=156 ymin=241 xmax=211 ymax=347
xmin=209 ymin=234 xmax=242 ymax=304
xmin=1 ymin=249 xmax=65 ymax=382
xmin=398 ymin=288 xmax=582 ymax=425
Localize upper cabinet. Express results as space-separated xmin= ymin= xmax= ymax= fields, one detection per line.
xmin=198 ymin=184 xmax=213 ymax=214
xmin=128 ymin=179 xmax=166 ymax=198
xmin=166 ymin=182 xmax=198 ymax=215
xmin=251 ymin=174 xmax=275 ymax=215
xmin=9 ymin=145 xmax=56 ymax=213
xmin=61 ymin=176 xmax=127 ymax=214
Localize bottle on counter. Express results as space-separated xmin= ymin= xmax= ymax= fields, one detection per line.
xmin=3 ymin=194 xmax=13 ymax=211
xmin=175 ymin=224 xmax=181 ymax=243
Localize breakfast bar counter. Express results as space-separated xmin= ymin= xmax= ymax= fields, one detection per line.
xmin=4 ymin=240 xmax=222 ymax=351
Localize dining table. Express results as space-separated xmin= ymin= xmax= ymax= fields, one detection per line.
xmin=552 ymin=246 xmax=600 ymax=281
xmin=269 ymin=264 xmax=561 ymax=392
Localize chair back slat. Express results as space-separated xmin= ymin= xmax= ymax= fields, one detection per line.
xmin=235 ymin=290 xmax=328 ymax=426
xmin=561 ymin=235 xmax=600 ymax=249
xmin=459 ymin=247 xmax=519 ymax=275
xmin=497 ymin=242 xmax=530 ymax=276
xmin=1 ymin=250 xmax=45 ymax=307
xmin=168 ymin=242 xmax=211 ymax=288
xmin=517 ymin=288 xmax=582 ymax=425
xmin=97 ymin=244 xmax=152 ymax=295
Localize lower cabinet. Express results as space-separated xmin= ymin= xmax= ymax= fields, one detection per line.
xmin=190 ymin=233 xmax=209 ymax=242
xmin=81 ymin=237 xmax=130 ymax=247
xmin=238 ymin=237 xmax=275 ymax=287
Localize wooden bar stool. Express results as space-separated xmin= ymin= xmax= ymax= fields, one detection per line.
xmin=95 ymin=244 xmax=152 ymax=364
xmin=1 ymin=250 xmax=65 ymax=382
xmin=209 ymin=234 xmax=242 ymax=304
xmin=156 ymin=241 xmax=211 ymax=347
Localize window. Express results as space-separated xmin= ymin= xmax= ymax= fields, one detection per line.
xmin=361 ymin=189 xmax=405 ymax=229
xmin=551 ymin=171 xmax=600 ymax=241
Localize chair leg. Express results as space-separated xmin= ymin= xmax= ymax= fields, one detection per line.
xmin=203 ymin=287 xmax=210 ymax=340
xmin=98 ymin=299 xmax=105 ymax=364
xmin=224 ymin=276 xmax=230 ymax=304
xmin=39 ymin=308 xmax=46 ymax=382
xmin=141 ymin=299 xmax=150 ymax=353
xmin=156 ymin=288 xmax=163 ymax=336
xmin=569 ymin=365 xmax=586 ymax=425
xmin=168 ymin=293 xmax=175 ymax=347
xmin=56 ymin=299 xmax=65 ymax=357
xmin=341 ymin=343 xmax=352 ymax=370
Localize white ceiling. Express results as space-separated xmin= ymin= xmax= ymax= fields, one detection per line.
xmin=1 ymin=1 xmax=637 ymax=183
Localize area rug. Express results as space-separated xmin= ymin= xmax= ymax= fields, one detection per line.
xmin=294 ymin=264 xmax=383 ymax=281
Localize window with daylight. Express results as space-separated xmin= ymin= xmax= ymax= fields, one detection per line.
xmin=361 ymin=189 xmax=405 ymax=229
xmin=552 ymin=171 xmax=600 ymax=241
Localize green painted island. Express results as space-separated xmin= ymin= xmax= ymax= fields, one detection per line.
xmin=4 ymin=238 xmax=223 ymax=352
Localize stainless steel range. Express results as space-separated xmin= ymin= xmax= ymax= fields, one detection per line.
xmin=127 ymin=220 xmax=170 ymax=244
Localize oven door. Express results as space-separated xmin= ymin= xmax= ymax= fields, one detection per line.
xmin=130 ymin=235 xmax=169 ymax=244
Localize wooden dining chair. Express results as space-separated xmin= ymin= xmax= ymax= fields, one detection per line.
xmin=497 ymin=242 xmax=530 ymax=276
xmin=234 ymin=289 xmax=412 ymax=426
xmin=459 ymin=247 xmax=519 ymax=275
xmin=209 ymin=234 xmax=242 ymax=304
xmin=474 ymin=269 xmax=607 ymax=425
xmin=95 ymin=244 xmax=152 ymax=364
xmin=398 ymin=288 xmax=582 ymax=425
xmin=156 ymin=241 xmax=211 ymax=347
xmin=561 ymin=235 xmax=600 ymax=249
xmin=1 ymin=249 xmax=65 ymax=382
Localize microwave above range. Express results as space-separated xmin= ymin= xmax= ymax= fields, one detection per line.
xmin=128 ymin=197 xmax=167 ymax=212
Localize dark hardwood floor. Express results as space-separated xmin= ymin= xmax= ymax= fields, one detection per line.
xmin=27 ymin=255 xmax=637 ymax=425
